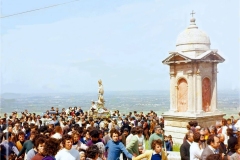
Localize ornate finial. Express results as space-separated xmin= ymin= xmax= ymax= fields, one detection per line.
xmin=188 ymin=10 xmax=197 ymax=29
xmin=190 ymin=10 xmax=195 ymax=17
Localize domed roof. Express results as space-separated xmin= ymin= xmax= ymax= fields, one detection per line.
xmin=176 ymin=18 xmax=211 ymax=52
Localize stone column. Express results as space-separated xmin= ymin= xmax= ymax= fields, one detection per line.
xmin=211 ymin=63 xmax=217 ymax=112
xmin=197 ymin=69 xmax=203 ymax=113
xmin=169 ymin=72 xmax=176 ymax=112
xmin=187 ymin=71 xmax=193 ymax=113
xmin=192 ymin=64 xmax=197 ymax=112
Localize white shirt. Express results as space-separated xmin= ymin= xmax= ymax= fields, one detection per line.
xmin=72 ymin=141 xmax=88 ymax=150
xmin=234 ymin=119 xmax=240 ymax=131
xmin=126 ymin=134 xmax=133 ymax=146
xmin=137 ymin=134 xmax=145 ymax=150
xmin=190 ymin=142 xmax=203 ymax=160
xmin=91 ymin=104 xmax=97 ymax=110
xmin=51 ymin=132 xmax=62 ymax=139
xmin=55 ymin=148 xmax=80 ymax=160
xmin=222 ymin=125 xmax=228 ymax=145
xmin=75 ymin=121 xmax=82 ymax=127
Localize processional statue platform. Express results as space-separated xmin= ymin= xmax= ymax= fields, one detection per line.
xmin=88 ymin=79 xmax=110 ymax=118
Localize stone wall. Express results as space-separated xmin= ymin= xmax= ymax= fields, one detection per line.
xmin=163 ymin=112 xmax=225 ymax=144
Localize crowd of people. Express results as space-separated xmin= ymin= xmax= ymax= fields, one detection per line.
xmin=0 ymin=106 xmax=239 ymax=160
xmin=180 ymin=115 xmax=240 ymax=160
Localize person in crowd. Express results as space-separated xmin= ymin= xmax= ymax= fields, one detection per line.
xmin=121 ymin=118 xmax=132 ymax=135
xmin=230 ymin=144 xmax=240 ymax=160
xmin=180 ymin=130 xmax=193 ymax=160
xmin=15 ymin=131 xmax=25 ymax=151
xmin=142 ymin=119 xmax=150 ymax=146
xmin=55 ymin=134 xmax=80 ymax=160
xmin=189 ymin=132 xmax=203 ymax=160
xmin=31 ymin=137 xmax=46 ymax=160
xmin=0 ymin=132 xmax=19 ymax=160
xmin=126 ymin=127 xmax=140 ymax=159
xmin=218 ymin=133 xmax=228 ymax=160
xmin=133 ymin=139 xmax=167 ymax=160
xmin=86 ymin=129 xmax=105 ymax=159
xmin=164 ymin=135 xmax=172 ymax=152
xmin=204 ymin=128 xmax=210 ymax=141
xmin=105 ymin=128 xmax=134 ymax=160
xmin=199 ymin=129 xmax=207 ymax=150
xmin=227 ymin=128 xmax=238 ymax=156
xmin=167 ymin=135 xmax=173 ymax=151
xmin=209 ymin=125 xmax=217 ymax=136
xmin=136 ymin=127 xmax=145 ymax=154
xmin=72 ymin=131 xmax=88 ymax=151
xmin=75 ymin=117 xmax=82 ymax=127
xmin=27 ymin=134 xmax=46 ymax=160
xmin=42 ymin=138 xmax=61 ymax=160
xmin=0 ymin=118 xmax=7 ymax=143
xmin=90 ymin=101 xmax=97 ymax=115
xmin=221 ymin=119 xmax=228 ymax=146
xmin=86 ymin=145 xmax=100 ymax=160
xmin=81 ymin=130 xmax=91 ymax=144
xmin=101 ymin=129 xmax=110 ymax=145
xmin=149 ymin=119 xmax=157 ymax=134
xmin=17 ymin=130 xmax=37 ymax=159
xmin=79 ymin=151 xmax=86 ymax=160
xmin=149 ymin=125 xmax=163 ymax=149
xmin=12 ymin=122 xmax=22 ymax=135
xmin=201 ymin=135 xmax=220 ymax=160
xmin=51 ymin=126 xmax=62 ymax=139
xmin=119 ymin=128 xmax=130 ymax=160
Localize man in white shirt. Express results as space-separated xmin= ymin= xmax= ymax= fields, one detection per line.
xmin=90 ymin=101 xmax=97 ymax=113
xmin=55 ymin=134 xmax=80 ymax=160
xmin=75 ymin=117 xmax=82 ymax=127
xmin=190 ymin=132 xmax=203 ymax=160
xmin=234 ymin=112 xmax=240 ymax=132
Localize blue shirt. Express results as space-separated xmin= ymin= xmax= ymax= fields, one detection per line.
xmin=105 ymin=140 xmax=132 ymax=160
xmin=151 ymin=153 xmax=162 ymax=160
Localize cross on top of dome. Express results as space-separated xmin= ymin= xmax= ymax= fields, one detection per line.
xmin=190 ymin=10 xmax=195 ymax=17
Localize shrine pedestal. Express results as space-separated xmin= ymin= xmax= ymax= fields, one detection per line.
xmin=163 ymin=111 xmax=225 ymax=144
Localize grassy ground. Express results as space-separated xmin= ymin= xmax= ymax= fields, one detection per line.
xmin=173 ymin=144 xmax=180 ymax=152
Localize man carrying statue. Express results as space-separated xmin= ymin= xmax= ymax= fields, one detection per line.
xmin=90 ymin=101 xmax=97 ymax=114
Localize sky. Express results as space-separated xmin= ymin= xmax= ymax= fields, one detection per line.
xmin=0 ymin=0 xmax=239 ymax=94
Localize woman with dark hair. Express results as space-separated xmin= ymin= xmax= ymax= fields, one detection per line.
xmin=142 ymin=119 xmax=150 ymax=149
xmin=31 ymin=137 xmax=46 ymax=160
xmin=42 ymin=138 xmax=60 ymax=160
xmin=204 ymin=127 xmax=211 ymax=141
xmin=133 ymin=139 xmax=167 ymax=160
xmin=26 ymin=134 xmax=45 ymax=160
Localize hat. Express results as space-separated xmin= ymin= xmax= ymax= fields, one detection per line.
xmin=123 ymin=128 xmax=129 ymax=132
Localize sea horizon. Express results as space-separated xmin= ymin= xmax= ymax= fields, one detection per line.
xmin=0 ymin=89 xmax=239 ymax=118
